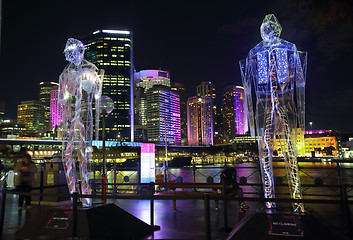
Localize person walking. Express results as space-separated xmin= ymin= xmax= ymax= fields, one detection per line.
xmin=14 ymin=154 xmax=37 ymax=210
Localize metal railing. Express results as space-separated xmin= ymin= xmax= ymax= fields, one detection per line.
xmin=1 ymin=181 xmax=353 ymax=240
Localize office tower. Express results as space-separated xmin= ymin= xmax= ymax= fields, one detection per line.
xmin=171 ymin=83 xmax=187 ymax=144
xmin=187 ymin=96 xmax=214 ymax=146
xmin=135 ymin=70 xmax=170 ymax=91
xmin=0 ymin=101 xmax=5 ymax=121
xmin=222 ymin=86 xmax=248 ymax=141
xmin=234 ymin=86 xmax=248 ymax=135
xmin=40 ymin=82 xmax=59 ymax=132
xmin=50 ymin=89 xmax=63 ymax=130
xmin=222 ymin=86 xmax=236 ymax=142
xmin=17 ymin=100 xmax=45 ymax=137
xmin=196 ymin=81 xmax=220 ymax=141
xmin=133 ymin=87 xmax=148 ymax=142
xmin=197 ymin=81 xmax=216 ymax=102
xmin=84 ymin=29 xmax=134 ymax=141
xmin=134 ymin=69 xmax=170 ymax=130
xmin=146 ymin=85 xmax=181 ymax=145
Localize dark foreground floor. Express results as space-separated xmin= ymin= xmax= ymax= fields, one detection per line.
xmin=1 ymin=193 xmax=352 ymax=240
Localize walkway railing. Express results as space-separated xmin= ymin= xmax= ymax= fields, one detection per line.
xmin=1 ymin=181 xmax=353 ymax=240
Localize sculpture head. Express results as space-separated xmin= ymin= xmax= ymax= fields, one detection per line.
xmin=260 ymin=14 xmax=282 ymax=45
xmin=64 ymin=38 xmax=85 ymax=66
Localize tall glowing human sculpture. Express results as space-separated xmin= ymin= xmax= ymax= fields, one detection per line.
xmin=59 ymin=38 xmax=103 ymax=207
xmin=240 ymin=14 xmax=306 ymax=213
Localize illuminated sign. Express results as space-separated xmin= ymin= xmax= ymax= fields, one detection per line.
xmin=102 ymin=30 xmax=130 ymax=35
xmin=140 ymin=143 xmax=155 ymax=183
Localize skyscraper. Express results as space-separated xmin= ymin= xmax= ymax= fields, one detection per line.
xmin=0 ymin=101 xmax=5 ymax=122
xmin=187 ymin=96 xmax=214 ymax=146
xmin=134 ymin=70 xmax=170 ymax=128
xmin=222 ymin=86 xmax=248 ymax=141
xmin=171 ymin=83 xmax=187 ymax=145
xmin=84 ymin=29 xmax=134 ymax=141
xmin=50 ymin=89 xmax=63 ymax=130
xmin=234 ymin=86 xmax=248 ymax=135
xmin=196 ymin=81 xmax=216 ymax=102
xmin=17 ymin=100 xmax=45 ymax=137
xmin=222 ymin=86 xmax=236 ymax=142
xmin=40 ymin=82 xmax=59 ymax=132
xmin=196 ymin=81 xmax=220 ymax=142
xmin=146 ymin=85 xmax=181 ymax=145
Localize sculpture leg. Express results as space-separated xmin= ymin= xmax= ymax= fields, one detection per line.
xmin=62 ymin=123 xmax=77 ymax=194
xmin=277 ymin=105 xmax=304 ymax=213
xmin=260 ymin=107 xmax=276 ymax=209
xmin=78 ymin=121 xmax=91 ymax=207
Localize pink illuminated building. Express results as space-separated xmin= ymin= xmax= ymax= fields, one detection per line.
xmin=187 ymin=96 xmax=214 ymax=146
xmin=50 ymin=89 xmax=63 ymax=130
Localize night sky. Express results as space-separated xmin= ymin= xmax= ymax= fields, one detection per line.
xmin=1 ymin=0 xmax=353 ymax=133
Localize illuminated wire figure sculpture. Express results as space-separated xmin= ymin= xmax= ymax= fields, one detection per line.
xmin=240 ymin=14 xmax=306 ymax=213
xmin=59 ymin=38 xmax=103 ymax=207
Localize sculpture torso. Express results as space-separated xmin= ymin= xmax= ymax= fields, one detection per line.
xmin=248 ymin=39 xmax=298 ymax=100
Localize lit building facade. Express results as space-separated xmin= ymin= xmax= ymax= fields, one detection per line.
xmin=187 ymin=96 xmax=213 ymax=146
xmin=304 ymin=130 xmax=340 ymax=157
xmin=84 ymin=29 xmax=134 ymax=141
xmin=222 ymin=86 xmax=248 ymax=142
xmin=273 ymin=128 xmax=305 ymax=157
xmin=17 ymin=100 xmax=45 ymax=137
xmin=134 ymin=70 xmax=170 ymax=128
xmin=40 ymin=82 xmax=59 ymax=132
xmin=50 ymin=89 xmax=63 ymax=130
xmin=197 ymin=81 xmax=220 ymax=143
xmin=197 ymin=81 xmax=216 ymax=102
xmin=0 ymin=101 xmax=5 ymax=121
xmin=146 ymin=85 xmax=181 ymax=145
xmin=171 ymin=83 xmax=187 ymax=144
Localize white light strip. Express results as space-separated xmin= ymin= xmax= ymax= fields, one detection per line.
xmin=102 ymin=29 xmax=130 ymax=35
xmin=93 ymin=30 xmax=100 ymax=34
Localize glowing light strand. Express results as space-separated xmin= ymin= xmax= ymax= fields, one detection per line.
xmin=240 ymin=14 xmax=306 ymax=213
xmin=59 ymin=38 xmax=102 ymax=208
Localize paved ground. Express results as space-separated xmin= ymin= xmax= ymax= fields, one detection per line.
xmin=0 ymin=193 xmax=352 ymax=239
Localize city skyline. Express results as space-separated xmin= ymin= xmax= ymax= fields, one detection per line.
xmin=1 ymin=1 xmax=353 ymax=133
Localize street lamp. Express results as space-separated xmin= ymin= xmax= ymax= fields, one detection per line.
xmin=100 ymin=95 xmax=114 ymax=203
xmin=309 ymin=122 xmax=313 ymax=131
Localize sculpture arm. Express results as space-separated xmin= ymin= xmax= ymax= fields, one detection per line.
xmin=240 ymin=57 xmax=256 ymax=137
xmin=58 ymin=72 xmax=67 ymax=105
xmin=295 ymin=51 xmax=307 ymax=132
xmin=94 ymin=69 xmax=104 ymax=140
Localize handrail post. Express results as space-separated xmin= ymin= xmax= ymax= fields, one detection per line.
xmin=39 ymin=163 xmax=44 ymax=204
xmin=113 ymin=161 xmax=117 ymax=195
xmin=150 ymin=198 xmax=154 ymax=226
xmin=342 ymin=184 xmax=352 ymax=236
xmin=72 ymin=192 xmax=78 ymax=238
xmin=204 ymin=193 xmax=211 ymax=240
xmin=0 ymin=189 xmax=7 ymax=238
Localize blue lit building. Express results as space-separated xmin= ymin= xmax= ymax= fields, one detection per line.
xmin=146 ymin=85 xmax=181 ymax=145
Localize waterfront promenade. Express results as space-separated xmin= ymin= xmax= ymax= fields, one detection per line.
xmin=1 ymin=193 xmax=259 ymax=240
xmin=0 ymin=186 xmax=352 ymax=239
xmin=0 ymin=160 xmax=352 ymax=239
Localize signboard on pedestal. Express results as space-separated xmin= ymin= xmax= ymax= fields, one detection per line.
xmin=140 ymin=143 xmax=155 ymax=183
xmin=268 ymin=214 xmax=304 ymax=237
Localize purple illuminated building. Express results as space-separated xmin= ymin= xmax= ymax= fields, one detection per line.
xmin=146 ymin=85 xmax=181 ymax=145
xmin=222 ymin=86 xmax=248 ymax=141
xmin=50 ymin=89 xmax=63 ymax=130
xmin=234 ymin=86 xmax=248 ymax=135
xmin=187 ymin=96 xmax=214 ymax=146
